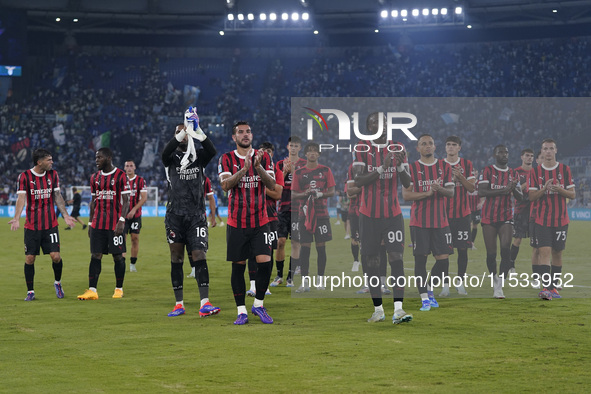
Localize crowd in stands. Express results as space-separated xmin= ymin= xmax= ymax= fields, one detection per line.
xmin=2 ymin=36 xmax=591 ymax=207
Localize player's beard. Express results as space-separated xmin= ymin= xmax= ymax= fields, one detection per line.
xmin=237 ymin=140 xmax=252 ymax=149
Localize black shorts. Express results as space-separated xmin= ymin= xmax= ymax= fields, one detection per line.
xmin=299 ymin=217 xmax=332 ymax=244
xmin=535 ymin=224 xmax=568 ymax=251
xmin=359 ymin=214 xmax=405 ymax=255
xmin=70 ymin=207 xmax=81 ymax=218
xmin=90 ymin=227 xmax=126 ymax=255
xmin=513 ymin=211 xmax=530 ymax=239
xmin=340 ymin=210 xmax=349 ymax=223
xmin=165 ymin=212 xmax=208 ymax=252
xmin=125 ymin=217 xmax=142 ymax=235
xmin=268 ymin=220 xmax=279 ymax=249
xmin=349 ymin=212 xmax=360 ymax=242
xmin=448 ymin=215 xmax=472 ymax=249
xmin=529 ymin=220 xmax=537 ymax=248
xmin=277 ymin=210 xmax=292 ymax=239
xmin=410 ymin=226 xmax=454 ymax=257
xmin=471 ymin=210 xmax=481 ymax=225
xmin=24 ymin=226 xmax=60 ymax=255
xmin=226 ymin=224 xmax=272 ymax=262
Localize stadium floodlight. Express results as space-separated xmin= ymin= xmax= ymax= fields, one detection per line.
xmin=422 ymin=9 xmax=429 ymax=16
xmin=260 ymin=13 xmax=267 ymax=21
xmin=73 ymin=18 xmax=79 ymax=22
xmin=380 ymin=10 xmax=388 ymax=18
xmin=412 ymin=9 xmax=419 ymax=17
xmin=455 ymin=7 xmax=463 ymax=15
xmin=227 ymin=13 xmax=234 ymax=21
xmin=302 ymin=12 xmax=309 ymax=21
xmin=552 ymin=9 xmax=558 ymax=13
xmin=237 ymin=13 xmax=244 ymax=21
xmin=391 ymin=10 xmax=398 ymax=17
xmin=401 ymin=9 xmax=408 ymax=17
xmin=292 ymin=12 xmax=299 ymax=21
xmin=247 ymin=13 xmax=254 ymax=21
xmin=432 ymin=8 xmax=439 ymax=16
xmin=467 ymin=25 xmax=472 ymax=29
xmin=56 ymin=17 xmax=61 ymax=22
xmin=269 ymin=12 xmax=277 ymax=21
xmin=219 ymin=30 xmax=225 ymax=36
xmin=313 ymin=30 xmax=318 ymax=34
xmin=281 ymin=13 xmax=289 ymax=20
xmin=375 ymin=29 xmax=379 ymax=33
xmin=441 ymin=8 xmax=448 ymax=16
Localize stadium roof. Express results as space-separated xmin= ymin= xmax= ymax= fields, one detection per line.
xmin=3 ymin=0 xmax=591 ymax=45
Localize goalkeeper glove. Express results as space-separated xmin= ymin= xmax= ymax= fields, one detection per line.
xmin=184 ymin=107 xmax=207 ymax=142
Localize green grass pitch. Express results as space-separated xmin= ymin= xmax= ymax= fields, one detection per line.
xmin=1 ymin=217 xmax=590 ymax=392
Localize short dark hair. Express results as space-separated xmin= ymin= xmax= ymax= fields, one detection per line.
xmin=97 ymin=147 xmax=113 ymax=159
xmin=125 ymin=159 xmax=136 ymax=164
xmin=542 ymin=138 xmax=557 ymax=147
xmin=521 ymin=148 xmax=534 ymax=156
xmin=493 ymin=144 xmax=507 ymax=154
xmin=232 ymin=121 xmax=249 ymax=135
xmin=304 ymin=142 xmax=320 ymax=153
xmin=32 ymin=148 xmax=52 ymax=166
xmin=446 ymin=135 xmax=462 ymax=145
xmin=72 ymin=187 xmax=77 ymax=192
xmin=417 ymin=134 xmax=433 ymax=144
xmin=288 ymin=136 xmax=302 ymax=144
xmin=259 ymin=142 xmax=275 ymax=152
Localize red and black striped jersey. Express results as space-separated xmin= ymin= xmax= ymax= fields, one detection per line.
xmin=468 ymin=181 xmax=480 ymax=213
xmin=219 ymin=149 xmax=274 ymax=228
xmin=444 ymin=157 xmax=475 ymax=219
xmin=277 ymin=157 xmax=307 ymax=214
xmin=479 ymin=165 xmax=517 ymax=224
xmin=266 ymin=166 xmax=285 ymax=222
xmin=345 ymin=163 xmax=360 ymax=216
xmin=353 ymin=140 xmax=407 ymax=218
xmin=513 ymin=166 xmax=532 ymax=215
xmin=90 ymin=168 xmax=131 ymax=230
xmin=204 ymin=176 xmax=214 ymax=198
xmin=292 ymin=164 xmax=336 ymax=219
xmin=127 ymin=175 xmax=146 ymax=219
xmin=17 ymin=168 xmax=60 ymax=230
xmin=408 ymin=159 xmax=454 ymax=228
xmin=529 ymin=162 xmax=574 ymax=227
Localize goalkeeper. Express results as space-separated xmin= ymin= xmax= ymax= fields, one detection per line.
xmin=162 ymin=107 xmax=220 ymax=318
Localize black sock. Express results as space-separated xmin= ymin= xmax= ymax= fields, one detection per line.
xmin=486 ymin=254 xmax=497 ymax=276
xmin=532 ymin=264 xmax=541 ymax=276
xmin=414 ymin=255 xmax=428 ymax=294
xmin=188 ymin=256 xmax=196 ymax=268
xmin=551 ymin=265 xmax=562 ymax=288
xmin=287 ymin=257 xmax=298 ymax=281
xmin=24 ymin=263 xmax=35 ymax=291
xmin=389 ymin=259 xmax=405 ymax=301
xmin=471 ymin=228 xmax=478 ymax=243
xmin=539 ymin=265 xmax=553 ymax=290
xmin=114 ymin=257 xmax=125 ymax=288
xmin=195 ymin=259 xmax=209 ymax=300
xmin=255 ymin=261 xmax=272 ymax=300
xmin=457 ymin=249 xmax=468 ymax=278
xmin=52 ymin=259 xmax=63 ymax=282
xmin=365 ymin=255 xmax=381 ymax=300
xmin=316 ymin=246 xmax=327 ymax=277
xmin=510 ymin=245 xmax=519 ymax=266
xmin=231 ymin=263 xmax=247 ymax=307
xmin=171 ymin=262 xmax=184 ymax=303
xmin=379 ymin=246 xmax=387 ymax=277
xmin=300 ymin=246 xmax=311 ymax=277
xmin=247 ymin=257 xmax=257 ymax=282
xmin=276 ymin=259 xmax=285 ymax=278
xmin=130 ymin=257 xmax=137 ymax=265
xmin=89 ymin=257 xmax=102 ymax=288
xmin=351 ymin=244 xmax=359 ymax=261
xmin=499 ymin=248 xmax=511 ymax=277
xmin=430 ymin=258 xmax=449 ymax=289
